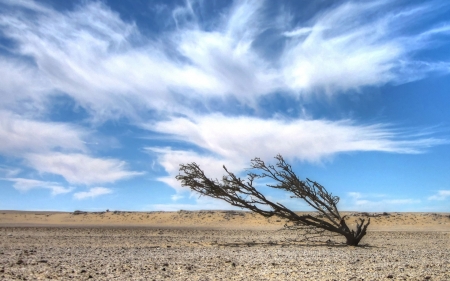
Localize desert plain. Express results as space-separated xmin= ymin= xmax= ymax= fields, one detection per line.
xmin=0 ymin=210 xmax=449 ymax=280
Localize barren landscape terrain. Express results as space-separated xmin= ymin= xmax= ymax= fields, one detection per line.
xmin=1 ymin=211 xmax=449 ymax=280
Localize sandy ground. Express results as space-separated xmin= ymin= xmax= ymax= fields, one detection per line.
xmin=1 ymin=210 xmax=449 ymax=231
xmin=1 ymin=211 xmax=449 ymax=280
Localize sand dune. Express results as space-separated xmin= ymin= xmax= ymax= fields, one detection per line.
xmin=1 ymin=210 xmax=449 ymax=231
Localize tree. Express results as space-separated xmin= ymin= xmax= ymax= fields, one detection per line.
xmin=176 ymin=154 xmax=370 ymax=246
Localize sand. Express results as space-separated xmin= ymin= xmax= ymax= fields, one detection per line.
xmin=1 ymin=210 xmax=449 ymax=280
xmin=1 ymin=210 xmax=449 ymax=231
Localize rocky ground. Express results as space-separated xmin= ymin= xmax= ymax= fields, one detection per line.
xmin=1 ymin=226 xmax=449 ymax=280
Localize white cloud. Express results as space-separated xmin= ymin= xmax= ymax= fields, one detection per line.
xmin=146 ymin=147 xmax=246 ymax=193
xmin=0 ymin=0 xmax=449 ymax=209
xmin=283 ymin=27 xmax=314 ymax=38
xmin=171 ymin=194 xmax=184 ymax=201
xmin=280 ymin=0 xmax=450 ymax=94
xmin=74 ymin=187 xmax=112 ymax=200
xmin=0 ymin=166 xmax=20 ymax=177
xmin=147 ymin=115 xmax=446 ymax=192
xmin=25 ymin=152 xmax=144 ymax=185
xmin=150 ymin=115 xmax=446 ymax=163
xmin=0 ymin=0 xmax=53 ymax=14
xmin=345 ymin=192 xmax=420 ymax=211
xmin=428 ymin=190 xmax=450 ymax=201
xmin=145 ymin=196 xmax=240 ymax=211
xmin=0 ymin=0 xmax=448 ymax=120
xmin=3 ymin=177 xmax=73 ymax=195
xmin=0 ymin=110 xmax=87 ymax=156
xmin=0 ymin=58 xmax=51 ymax=114
xmin=0 ymin=111 xmax=143 ymax=187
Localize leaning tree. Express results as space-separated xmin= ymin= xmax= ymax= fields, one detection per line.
xmin=176 ymin=154 xmax=370 ymax=246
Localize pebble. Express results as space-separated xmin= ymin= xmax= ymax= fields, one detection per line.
xmin=0 ymin=227 xmax=448 ymax=280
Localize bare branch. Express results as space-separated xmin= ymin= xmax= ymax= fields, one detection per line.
xmin=176 ymin=155 xmax=370 ymax=246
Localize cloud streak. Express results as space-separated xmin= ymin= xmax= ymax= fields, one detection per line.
xmin=74 ymin=187 xmax=113 ymax=200
xmin=147 ymin=114 xmax=446 ymax=191
xmin=0 ymin=110 xmax=142 ymax=185
xmin=346 ymin=192 xmax=421 ymax=211
xmin=0 ymin=0 xmax=449 ymax=211
xmin=151 ymin=115 xmax=446 ymax=161
xmin=428 ymin=190 xmax=450 ymax=201
xmin=0 ymin=0 xmax=449 ymax=120
xmin=25 ymin=152 xmax=144 ymax=185
xmin=147 ymin=147 xmax=247 ymax=192
xmin=3 ymin=177 xmax=73 ymax=195
xmin=145 ymin=196 xmax=240 ymax=211
xmin=0 ymin=110 xmax=87 ymax=156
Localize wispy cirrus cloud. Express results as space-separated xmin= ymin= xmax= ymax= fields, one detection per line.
xmin=0 ymin=111 xmax=142 ymax=185
xmin=150 ymin=115 xmax=446 ymax=161
xmin=3 ymin=177 xmax=73 ymax=195
xmin=145 ymin=196 xmax=240 ymax=211
xmin=0 ymin=58 xmax=51 ymax=115
xmin=147 ymin=114 xmax=446 ymax=191
xmin=0 ymin=0 xmax=449 ymax=211
xmin=0 ymin=166 xmax=20 ymax=177
xmin=74 ymin=187 xmax=112 ymax=200
xmin=0 ymin=0 xmax=449 ymax=120
xmin=146 ymin=147 xmax=246 ymax=193
xmin=428 ymin=190 xmax=450 ymax=201
xmin=26 ymin=152 xmax=144 ymax=185
xmin=0 ymin=110 xmax=87 ymax=156
xmin=345 ymin=192 xmax=421 ymax=211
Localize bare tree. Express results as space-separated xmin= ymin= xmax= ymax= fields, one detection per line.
xmin=176 ymin=154 xmax=370 ymax=246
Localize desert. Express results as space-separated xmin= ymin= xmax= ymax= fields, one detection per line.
xmin=1 ymin=210 xmax=449 ymax=280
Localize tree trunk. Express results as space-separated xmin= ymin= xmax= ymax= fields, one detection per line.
xmin=177 ymin=155 xmax=372 ymax=246
xmin=344 ymin=231 xmax=368 ymax=246
xmin=345 ymin=236 xmax=360 ymax=246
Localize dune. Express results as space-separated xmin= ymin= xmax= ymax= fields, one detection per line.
xmin=0 ymin=210 xmax=449 ymax=231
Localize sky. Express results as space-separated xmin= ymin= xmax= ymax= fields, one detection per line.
xmin=0 ymin=0 xmax=450 ymax=212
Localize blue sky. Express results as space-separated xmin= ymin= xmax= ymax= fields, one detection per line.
xmin=1 ymin=0 xmax=450 ymax=212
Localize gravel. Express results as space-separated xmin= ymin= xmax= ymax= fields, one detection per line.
xmin=1 ymin=227 xmax=449 ymax=280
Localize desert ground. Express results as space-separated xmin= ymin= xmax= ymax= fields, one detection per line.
xmin=0 ymin=210 xmax=449 ymax=280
